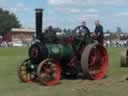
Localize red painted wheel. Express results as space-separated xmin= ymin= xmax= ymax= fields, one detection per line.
xmin=81 ymin=43 xmax=108 ymax=80
xmin=37 ymin=59 xmax=61 ymax=86
xmin=17 ymin=59 xmax=36 ymax=83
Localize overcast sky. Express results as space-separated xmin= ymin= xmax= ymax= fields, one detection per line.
xmin=1 ymin=0 xmax=128 ymax=32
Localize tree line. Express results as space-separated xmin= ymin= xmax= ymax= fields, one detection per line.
xmin=0 ymin=8 xmax=21 ymax=36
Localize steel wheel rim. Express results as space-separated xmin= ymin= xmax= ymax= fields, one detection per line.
xmin=81 ymin=43 xmax=108 ymax=80
xmin=88 ymin=45 xmax=108 ymax=79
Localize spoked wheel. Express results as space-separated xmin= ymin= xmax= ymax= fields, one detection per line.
xmin=121 ymin=48 xmax=128 ymax=67
xmin=81 ymin=43 xmax=108 ymax=80
xmin=18 ymin=59 xmax=37 ymax=83
xmin=37 ymin=59 xmax=61 ymax=86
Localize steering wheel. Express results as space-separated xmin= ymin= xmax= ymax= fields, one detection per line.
xmin=74 ymin=25 xmax=90 ymax=36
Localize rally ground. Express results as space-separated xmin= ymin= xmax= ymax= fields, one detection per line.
xmin=0 ymin=47 xmax=128 ymax=96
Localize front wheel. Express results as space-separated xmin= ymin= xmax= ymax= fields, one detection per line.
xmin=81 ymin=43 xmax=108 ymax=80
xmin=37 ymin=59 xmax=61 ymax=86
xmin=17 ymin=59 xmax=37 ymax=83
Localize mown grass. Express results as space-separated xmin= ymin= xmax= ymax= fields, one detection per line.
xmin=0 ymin=47 xmax=128 ymax=96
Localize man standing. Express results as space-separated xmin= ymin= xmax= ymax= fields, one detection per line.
xmin=94 ymin=20 xmax=104 ymax=45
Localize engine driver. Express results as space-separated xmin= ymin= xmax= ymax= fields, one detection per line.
xmin=93 ymin=20 xmax=104 ymax=45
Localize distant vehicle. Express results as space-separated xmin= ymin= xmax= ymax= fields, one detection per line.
xmin=56 ymin=31 xmax=65 ymax=36
xmin=12 ymin=41 xmax=23 ymax=47
xmin=1 ymin=41 xmax=7 ymax=47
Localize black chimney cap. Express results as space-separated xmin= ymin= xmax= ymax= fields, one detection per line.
xmin=35 ymin=8 xmax=44 ymax=13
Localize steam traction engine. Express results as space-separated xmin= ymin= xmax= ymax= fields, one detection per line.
xmin=18 ymin=9 xmax=108 ymax=86
xmin=121 ymin=48 xmax=128 ymax=67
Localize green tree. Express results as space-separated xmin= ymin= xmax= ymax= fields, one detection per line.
xmin=54 ymin=27 xmax=62 ymax=32
xmin=116 ymin=27 xmax=122 ymax=33
xmin=106 ymin=29 xmax=111 ymax=34
xmin=0 ymin=8 xmax=21 ymax=36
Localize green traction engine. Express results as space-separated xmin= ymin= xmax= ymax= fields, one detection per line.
xmin=18 ymin=9 xmax=108 ymax=86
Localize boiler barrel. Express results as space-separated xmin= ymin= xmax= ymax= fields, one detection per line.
xmin=29 ymin=43 xmax=74 ymax=64
xmin=47 ymin=44 xmax=74 ymax=60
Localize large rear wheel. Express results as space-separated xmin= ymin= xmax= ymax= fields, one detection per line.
xmin=81 ymin=43 xmax=108 ymax=80
xmin=37 ymin=59 xmax=61 ymax=86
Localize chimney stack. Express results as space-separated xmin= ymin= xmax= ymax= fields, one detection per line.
xmin=35 ymin=9 xmax=43 ymax=40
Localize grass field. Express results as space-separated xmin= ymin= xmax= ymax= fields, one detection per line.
xmin=0 ymin=47 xmax=128 ymax=96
